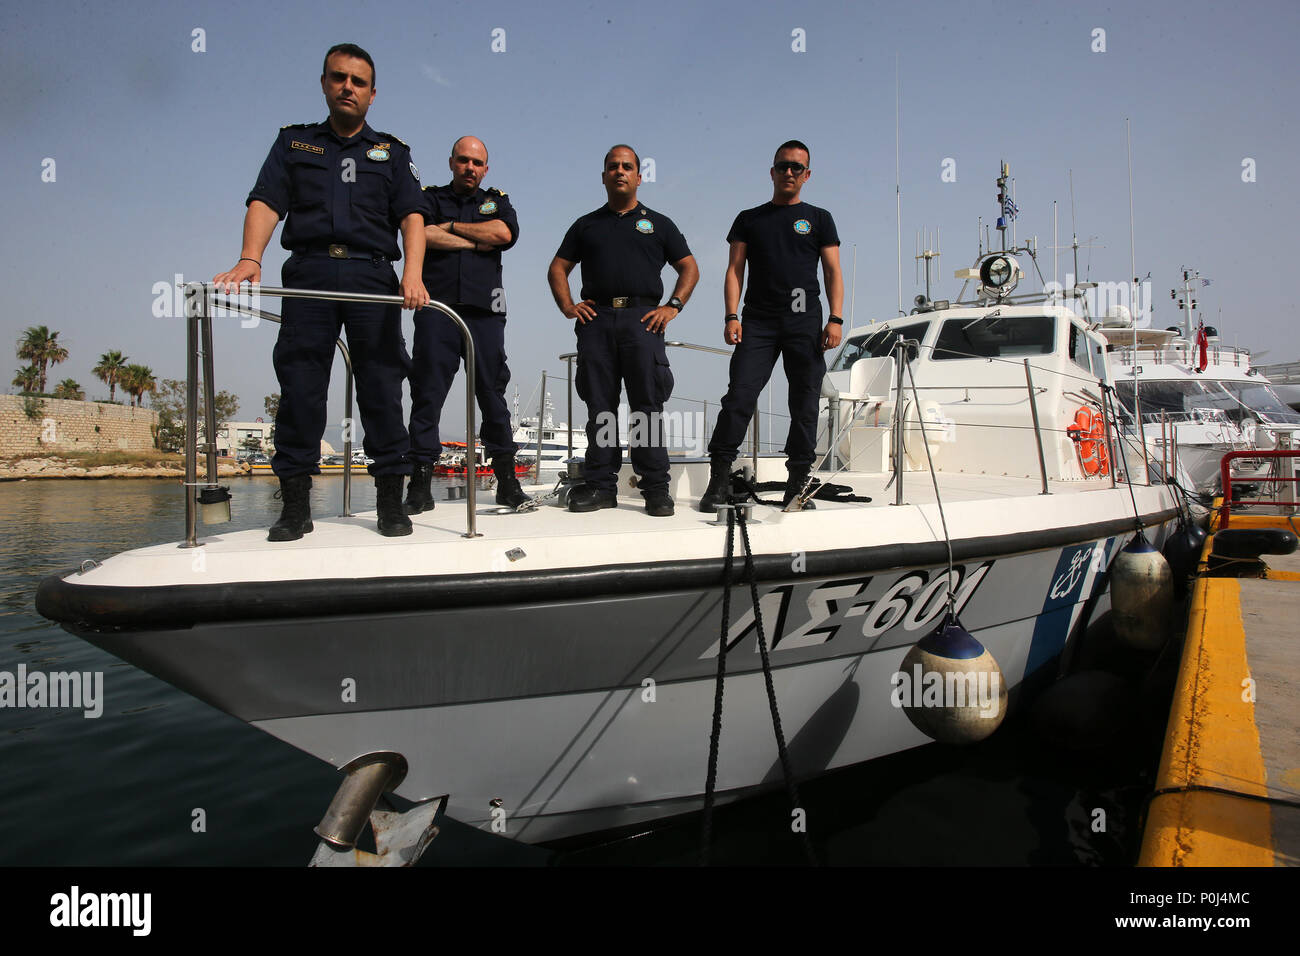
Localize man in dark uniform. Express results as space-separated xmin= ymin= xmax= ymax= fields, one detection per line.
xmin=404 ymin=135 xmax=528 ymax=514
xmin=699 ymin=140 xmax=844 ymax=512
xmin=214 ymin=43 xmax=428 ymax=540
xmin=547 ymin=145 xmax=699 ymax=516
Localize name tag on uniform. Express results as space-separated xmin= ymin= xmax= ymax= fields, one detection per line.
xmin=291 ymin=141 xmax=325 ymax=155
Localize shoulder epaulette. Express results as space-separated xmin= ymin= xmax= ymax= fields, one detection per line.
xmin=487 ymin=187 xmax=507 ymax=197
xmin=280 ymin=122 xmax=316 ymax=130
xmin=376 ymin=132 xmax=411 ymax=149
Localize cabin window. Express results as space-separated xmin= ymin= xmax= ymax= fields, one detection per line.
xmin=831 ymin=322 xmax=927 ymax=371
xmin=932 ymin=315 xmax=1055 ymax=361
xmin=1068 ymin=324 xmax=1092 ymax=372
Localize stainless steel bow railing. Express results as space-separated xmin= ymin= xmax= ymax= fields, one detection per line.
xmin=181 ymin=283 xmax=480 ymax=546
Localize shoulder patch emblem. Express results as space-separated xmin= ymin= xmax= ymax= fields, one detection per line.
xmin=410 ymin=163 xmax=420 ymax=182
xmin=793 ymin=219 xmax=812 ymax=235
xmin=478 ymin=199 xmax=498 ymax=215
xmin=366 ymin=147 xmax=390 ymax=162
xmin=290 ymin=140 xmax=325 ymax=155
xmin=635 ymin=218 xmax=654 ymax=234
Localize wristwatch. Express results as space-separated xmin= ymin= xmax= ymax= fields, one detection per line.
xmin=828 ymin=315 xmax=844 ymax=325
xmin=667 ymin=296 xmax=684 ymax=312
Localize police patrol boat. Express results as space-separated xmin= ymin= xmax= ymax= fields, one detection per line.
xmin=1097 ymin=268 xmax=1300 ymax=497
xmin=36 ymin=175 xmax=1183 ymax=859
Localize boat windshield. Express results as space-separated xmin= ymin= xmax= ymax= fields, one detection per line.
xmin=831 ymin=321 xmax=927 ymax=371
xmin=932 ymin=315 xmax=1055 ymax=360
xmin=1115 ymin=379 xmax=1300 ymax=425
xmin=1203 ymin=381 xmax=1300 ymax=425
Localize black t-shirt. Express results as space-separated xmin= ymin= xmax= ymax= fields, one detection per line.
xmin=556 ymin=203 xmax=691 ymax=302
xmin=727 ymin=201 xmax=839 ymax=318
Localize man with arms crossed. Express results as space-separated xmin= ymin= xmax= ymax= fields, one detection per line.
xmin=404 ymin=135 xmax=529 ymax=514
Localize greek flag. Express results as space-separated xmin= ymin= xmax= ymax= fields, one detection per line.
xmin=1002 ymin=198 xmax=1019 ymax=221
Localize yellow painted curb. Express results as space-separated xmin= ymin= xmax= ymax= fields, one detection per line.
xmin=1139 ymin=576 xmax=1273 ymax=866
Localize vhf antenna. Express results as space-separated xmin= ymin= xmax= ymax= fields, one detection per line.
xmin=915 ymin=228 xmax=941 ymax=300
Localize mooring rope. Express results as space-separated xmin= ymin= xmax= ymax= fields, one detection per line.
xmin=701 ymin=503 xmax=818 ymax=866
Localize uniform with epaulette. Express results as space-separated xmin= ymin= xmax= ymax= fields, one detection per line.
xmin=406 ymin=181 xmax=521 ymax=505
xmin=246 ymin=118 xmax=423 ymax=489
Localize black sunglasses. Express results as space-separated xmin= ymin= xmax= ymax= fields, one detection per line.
xmin=774 ymin=161 xmax=807 ymax=174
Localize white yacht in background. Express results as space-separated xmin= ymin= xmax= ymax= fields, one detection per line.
xmin=1099 ymin=270 xmax=1300 ymax=496
xmin=511 ymin=391 xmax=587 ymax=471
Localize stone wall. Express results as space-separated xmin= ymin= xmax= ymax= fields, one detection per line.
xmin=0 ymin=395 xmax=158 ymax=456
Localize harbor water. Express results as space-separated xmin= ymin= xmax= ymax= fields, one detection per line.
xmin=0 ymin=476 xmax=1180 ymax=866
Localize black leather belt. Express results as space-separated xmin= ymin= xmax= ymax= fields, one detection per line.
xmin=603 ymin=296 xmax=659 ymax=309
xmin=296 ymin=244 xmax=389 ymax=262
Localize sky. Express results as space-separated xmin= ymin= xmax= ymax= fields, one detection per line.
xmin=2 ymin=0 xmax=1297 ymax=447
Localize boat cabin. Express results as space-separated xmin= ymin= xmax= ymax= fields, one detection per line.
xmin=820 ymin=304 xmax=1114 ymax=481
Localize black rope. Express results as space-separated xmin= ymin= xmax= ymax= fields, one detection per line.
xmin=737 ymin=508 xmax=819 ymax=866
xmin=1146 ymin=782 xmax=1300 ymax=811
xmin=1102 ymin=382 xmax=1145 ymax=534
xmin=699 ymin=505 xmax=736 ymax=866
xmin=735 ymin=473 xmax=873 ymax=506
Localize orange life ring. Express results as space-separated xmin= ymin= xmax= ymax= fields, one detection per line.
xmin=1065 ymin=405 xmax=1110 ymax=477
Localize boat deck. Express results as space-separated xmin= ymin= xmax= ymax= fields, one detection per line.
xmin=68 ymin=461 xmax=1166 ymax=589
xmin=1141 ymin=512 xmax=1300 ymax=867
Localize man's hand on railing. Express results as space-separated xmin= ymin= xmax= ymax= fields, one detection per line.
xmin=401 ymin=274 xmax=431 ymax=310
xmin=213 ymin=260 xmax=261 ymax=295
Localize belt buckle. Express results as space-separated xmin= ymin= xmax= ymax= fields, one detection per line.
xmin=612 ymin=296 xmax=628 ymax=309
xmin=328 ymin=244 xmax=347 ymax=259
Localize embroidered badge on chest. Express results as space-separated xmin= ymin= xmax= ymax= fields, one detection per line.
xmin=479 ymin=199 xmax=498 ymax=215
xmin=793 ymin=219 xmax=812 ymax=235
xmin=367 ymin=147 xmax=390 ymax=162
xmin=636 ymin=218 xmax=654 ymax=234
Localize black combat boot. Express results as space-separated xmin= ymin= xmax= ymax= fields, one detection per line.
xmin=492 ymin=456 xmax=531 ymax=509
xmin=404 ymin=461 xmax=435 ymax=515
xmin=268 ymin=474 xmax=313 ymax=541
xmin=697 ymin=459 xmax=732 ymax=513
xmin=375 ymin=475 xmax=414 ymax=536
xmin=782 ymin=469 xmax=817 ymax=511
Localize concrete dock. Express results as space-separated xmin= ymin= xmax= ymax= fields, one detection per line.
xmin=1141 ymin=513 xmax=1299 ymax=866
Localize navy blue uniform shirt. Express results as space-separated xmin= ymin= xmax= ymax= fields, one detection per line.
xmin=727 ymin=202 xmax=840 ymax=317
xmin=247 ymin=120 xmax=425 ymax=260
xmin=422 ymin=184 xmax=519 ymax=314
xmin=555 ymin=204 xmax=691 ymax=302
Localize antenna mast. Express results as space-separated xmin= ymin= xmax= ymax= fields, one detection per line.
xmin=894 ymin=54 xmax=903 ymax=316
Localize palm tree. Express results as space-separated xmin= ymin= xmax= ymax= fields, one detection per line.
xmin=12 ymin=366 xmax=39 ymax=392
xmin=16 ymin=326 xmax=69 ymax=394
xmin=93 ymin=350 xmax=129 ymax=402
xmin=122 ymin=364 xmax=157 ymax=407
xmin=53 ymin=378 xmax=85 ymax=400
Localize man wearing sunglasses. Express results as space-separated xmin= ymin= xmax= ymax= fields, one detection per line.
xmin=699 ymin=140 xmax=844 ymax=512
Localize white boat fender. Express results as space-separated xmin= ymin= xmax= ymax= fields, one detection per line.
xmin=1109 ymin=532 xmax=1174 ymax=650
xmin=898 ymin=615 xmax=1007 ymax=744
